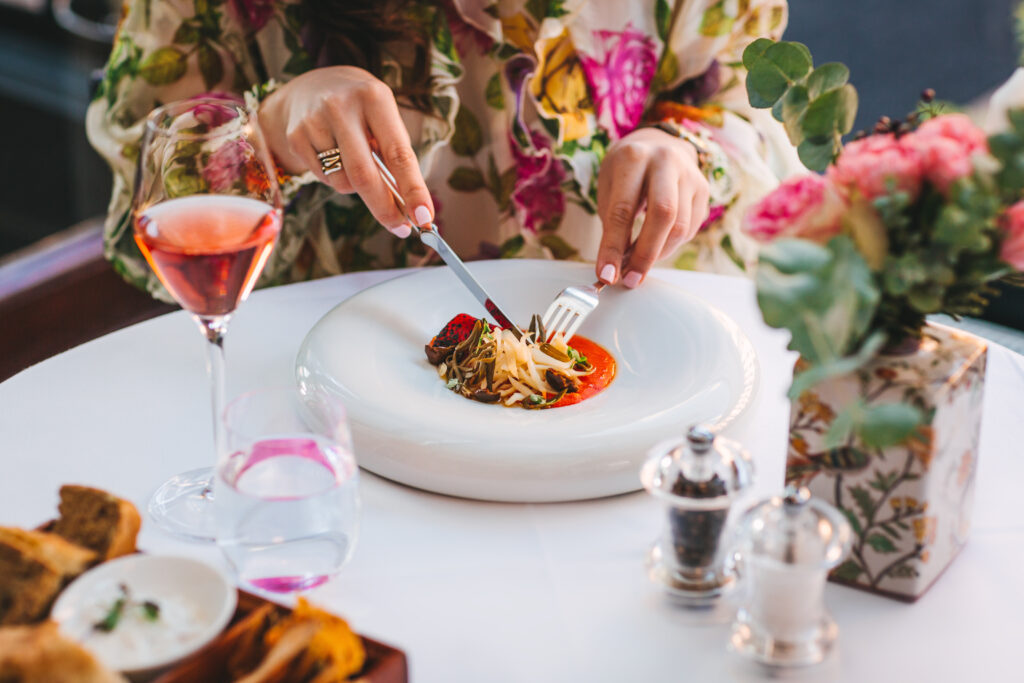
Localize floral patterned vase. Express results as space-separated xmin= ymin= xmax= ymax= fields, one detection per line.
xmin=785 ymin=323 xmax=986 ymax=602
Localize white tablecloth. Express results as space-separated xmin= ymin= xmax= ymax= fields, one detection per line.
xmin=2 ymin=268 xmax=1021 ymax=682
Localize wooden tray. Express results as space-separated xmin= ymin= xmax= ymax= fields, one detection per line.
xmin=151 ymin=590 xmax=407 ymax=683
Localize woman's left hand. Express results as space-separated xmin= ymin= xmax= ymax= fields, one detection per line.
xmin=595 ymin=127 xmax=710 ymax=288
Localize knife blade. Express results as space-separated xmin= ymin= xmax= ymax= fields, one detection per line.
xmin=371 ymin=152 xmax=525 ymax=339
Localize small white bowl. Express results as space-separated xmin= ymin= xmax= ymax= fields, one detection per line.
xmin=51 ymin=554 xmax=237 ymax=678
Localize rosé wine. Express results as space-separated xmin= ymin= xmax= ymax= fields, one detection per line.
xmin=135 ymin=195 xmax=280 ymax=317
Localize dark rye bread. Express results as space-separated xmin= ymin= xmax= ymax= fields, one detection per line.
xmin=50 ymin=485 xmax=140 ymax=561
xmin=0 ymin=528 xmax=96 ymax=625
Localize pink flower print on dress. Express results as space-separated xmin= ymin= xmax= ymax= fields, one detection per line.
xmin=579 ymin=24 xmax=658 ymax=140
xmin=228 ymin=0 xmax=275 ymax=32
xmin=509 ymin=132 xmax=566 ymax=233
xmin=203 ymin=138 xmax=250 ymax=193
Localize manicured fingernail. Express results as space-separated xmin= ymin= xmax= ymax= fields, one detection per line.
xmin=389 ymin=223 xmax=412 ymax=239
xmin=414 ymin=205 xmax=431 ymax=226
xmin=623 ymin=271 xmax=643 ymax=289
xmin=599 ymin=264 xmax=616 ymax=283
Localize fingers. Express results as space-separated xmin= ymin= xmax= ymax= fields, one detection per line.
xmin=659 ymin=177 xmax=708 ymax=259
xmin=289 ymin=116 xmax=354 ymax=194
xmin=365 ymin=89 xmax=434 ymax=228
xmin=325 ymin=90 xmax=412 ymax=237
xmin=623 ymin=161 xmax=679 ymax=287
xmin=595 ymin=143 xmax=646 ymax=285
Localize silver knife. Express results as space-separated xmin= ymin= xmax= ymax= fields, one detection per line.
xmin=371 ymin=152 xmax=525 ymax=339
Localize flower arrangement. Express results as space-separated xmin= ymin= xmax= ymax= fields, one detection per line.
xmin=741 ymin=39 xmax=1024 ymax=447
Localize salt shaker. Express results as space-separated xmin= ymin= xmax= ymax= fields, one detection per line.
xmin=640 ymin=425 xmax=754 ymax=605
xmin=729 ymin=485 xmax=852 ymax=667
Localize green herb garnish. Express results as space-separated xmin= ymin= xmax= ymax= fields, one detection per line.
xmin=141 ymin=601 xmax=161 ymax=621
xmin=93 ymin=584 xmax=129 ymax=633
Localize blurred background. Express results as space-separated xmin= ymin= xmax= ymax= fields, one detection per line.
xmin=0 ymin=0 xmax=1021 ymax=350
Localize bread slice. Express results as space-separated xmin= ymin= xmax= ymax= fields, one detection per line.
xmin=50 ymin=485 xmax=140 ymax=561
xmin=0 ymin=528 xmax=96 ymax=625
xmin=0 ymin=621 xmax=127 ymax=682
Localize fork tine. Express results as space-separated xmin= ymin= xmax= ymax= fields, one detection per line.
xmin=546 ymin=306 xmax=575 ymax=340
xmin=561 ymin=313 xmax=584 ymax=342
xmin=541 ymin=300 xmax=562 ymax=330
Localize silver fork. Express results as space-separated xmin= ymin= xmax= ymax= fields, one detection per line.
xmin=540 ymin=279 xmax=605 ymax=343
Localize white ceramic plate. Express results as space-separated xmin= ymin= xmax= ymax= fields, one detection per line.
xmin=51 ymin=555 xmax=236 ymax=677
xmin=295 ymin=260 xmax=758 ymax=502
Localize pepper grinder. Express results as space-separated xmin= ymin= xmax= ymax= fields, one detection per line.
xmin=640 ymin=425 xmax=754 ymax=605
xmin=729 ymin=485 xmax=852 ymax=667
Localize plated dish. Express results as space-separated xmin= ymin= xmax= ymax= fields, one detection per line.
xmin=295 ymin=260 xmax=759 ymax=503
xmin=425 ymin=313 xmax=615 ymax=409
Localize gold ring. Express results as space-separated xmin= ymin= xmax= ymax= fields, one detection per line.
xmin=316 ymin=147 xmax=342 ymax=176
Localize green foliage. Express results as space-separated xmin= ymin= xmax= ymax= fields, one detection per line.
xmin=756 ymin=236 xmax=879 ymax=367
xmin=448 ymin=167 xmax=485 ymax=192
xmin=823 ymin=399 xmax=923 ymax=450
xmin=139 ymin=48 xmax=187 ymax=86
xmin=451 ymin=106 xmax=483 ymax=157
xmin=833 ymin=559 xmax=864 ymax=581
xmin=743 ymin=39 xmax=858 ymax=171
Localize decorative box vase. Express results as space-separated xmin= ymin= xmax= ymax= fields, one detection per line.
xmin=785 ymin=322 xmax=987 ymax=602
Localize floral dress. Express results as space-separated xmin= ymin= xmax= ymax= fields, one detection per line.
xmin=87 ymin=0 xmax=802 ymax=299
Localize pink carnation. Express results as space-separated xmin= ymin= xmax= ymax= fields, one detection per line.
xmin=904 ymin=113 xmax=988 ymax=193
xmin=827 ymin=134 xmax=923 ymax=200
xmin=744 ymin=174 xmax=846 ymax=243
xmin=914 ymin=113 xmax=988 ymax=154
xmin=1000 ymin=201 xmax=1024 ymax=270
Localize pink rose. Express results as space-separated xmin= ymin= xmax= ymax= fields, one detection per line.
xmin=744 ymin=174 xmax=847 ymax=243
xmin=509 ymin=132 xmax=566 ymax=233
xmin=904 ymin=113 xmax=988 ymax=193
xmin=1000 ymin=201 xmax=1024 ymax=270
xmin=914 ymin=113 xmax=988 ymax=154
xmin=828 ymin=134 xmax=923 ymax=200
xmin=579 ymin=24 xmax=658 ymax=140
xmin=228 ymin=0 xmax=275 ymax=31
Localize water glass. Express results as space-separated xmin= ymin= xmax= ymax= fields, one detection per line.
xmin=214 ymin=387 xmax=359 ymax=593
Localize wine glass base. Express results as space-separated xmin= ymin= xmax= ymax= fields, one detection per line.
xmin=147 ymin=467 xmax=217 ymax=542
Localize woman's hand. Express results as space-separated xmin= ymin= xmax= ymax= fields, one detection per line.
xmin=259 ymin=66 xmax=433 ymax=237
xmin=595 ymin=127 xmax=710 ymax=287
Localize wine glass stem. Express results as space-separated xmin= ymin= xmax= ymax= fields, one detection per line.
xmin=195 ymin=315 xmax=231 ymax=472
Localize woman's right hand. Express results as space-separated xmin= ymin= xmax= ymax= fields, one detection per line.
xmin=258 ymin=66 xmax=434 ymax=237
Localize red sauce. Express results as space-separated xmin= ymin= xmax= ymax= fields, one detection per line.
xmin=552 ymin=335 xmax=616 ymax=408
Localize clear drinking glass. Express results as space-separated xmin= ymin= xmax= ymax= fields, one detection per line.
xmin=132 ymin=96 xmax=283 ymax=540
xmin=215 ymin=388 xmax=360 ymax=594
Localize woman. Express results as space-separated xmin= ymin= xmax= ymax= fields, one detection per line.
xmin=87 ymin=0 xmax=801 ymax=300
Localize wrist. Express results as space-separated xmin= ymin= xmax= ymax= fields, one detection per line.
xmin=638 ymin=120 xmax=711 ymax=173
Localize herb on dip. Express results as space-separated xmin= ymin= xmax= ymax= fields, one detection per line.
xmin=92 ymin=584 xmax=161 ymax=633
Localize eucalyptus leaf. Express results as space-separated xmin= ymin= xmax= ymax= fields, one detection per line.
xmin=857 ymin=402 xmax=924 ymax=448
xmin=758 ymin=236 xmax=880 ymax=367
xmin=797 ymin=139 xmax=836 ymax=172
xmin=742 ymin=38 xmax=774 ymax=71
xmin=806 ymin=62 xmax=850 ymax=99
xmin=789 ymin=332 xmax=885 ymax=398
xmin=745 ymin=42 xmax=812 ymax=108
xmin=781 ymin=85 xmax=809 ymax=145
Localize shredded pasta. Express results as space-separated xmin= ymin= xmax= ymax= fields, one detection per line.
xmin=425 ymin=315 xmax=595 ymax=409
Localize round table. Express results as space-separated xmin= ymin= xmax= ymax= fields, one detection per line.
xmin=1 ymin=268 xmax=1019 ymax=682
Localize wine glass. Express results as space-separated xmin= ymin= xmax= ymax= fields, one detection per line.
xmin=132 ymin=96 xmax=283 ymax=540
xmin=215 ymin=387 xmax=360 ymax=593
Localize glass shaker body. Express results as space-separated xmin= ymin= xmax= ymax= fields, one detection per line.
xmin=729 ymin=485 xmax=852 ymax=666
xmin=640 ymin=426 xmax=754 ymax=605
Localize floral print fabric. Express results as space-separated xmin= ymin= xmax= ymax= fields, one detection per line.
xmin=87 ymin=0 xmax=801 ymax=299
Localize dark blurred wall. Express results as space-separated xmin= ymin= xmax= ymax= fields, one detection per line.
xmin=786 ymin=0 xmax=1019 ymax=131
